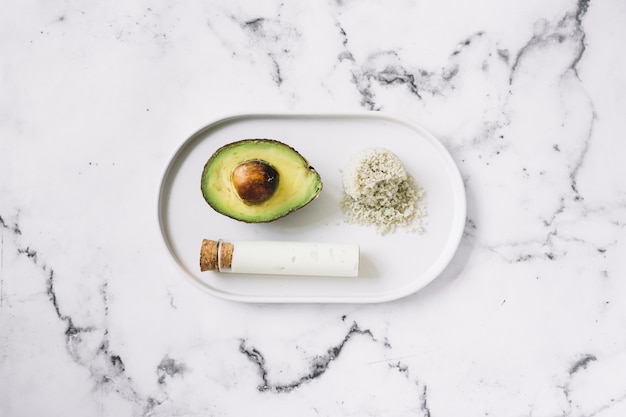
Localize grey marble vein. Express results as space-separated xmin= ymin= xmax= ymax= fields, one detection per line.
xmin=350 ymin=49 xmax=461 ymax=110
xmin=510 ymin=1 xmax=589 ymax=85
xmin=157 ymin=355 xmax=187 ymax=385
xmin=388 ymin=361 xmax=431 ymax=417
xmin=240 ymin=322 xmax=377 ymax=393
xmin=0 ymin=211 xmax=162 ymax=415
xmin=236 ymin=12 xmax=300 ymax=87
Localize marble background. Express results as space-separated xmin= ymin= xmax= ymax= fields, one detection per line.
xmin=2 ymin=0 xmax=626 ymax=416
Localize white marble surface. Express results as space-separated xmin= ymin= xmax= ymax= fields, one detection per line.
xmin=2 ymin=0 xmax=626 ymax=415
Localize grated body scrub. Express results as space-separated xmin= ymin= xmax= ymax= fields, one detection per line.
xmin=340 ymin=148 xmax=425 ymax=234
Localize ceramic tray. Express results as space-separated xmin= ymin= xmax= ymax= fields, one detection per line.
xmin=157 ymin=112 xmax=466 ymax=303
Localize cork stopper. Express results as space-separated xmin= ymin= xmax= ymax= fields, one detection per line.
xmin=200 ymin=239 xmax=219 ymax=271
xmin=199 ymin=239 xmax=234 ymax=272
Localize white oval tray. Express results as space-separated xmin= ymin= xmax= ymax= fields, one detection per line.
xmin=157 ymin=112 xmax=466 ymax=303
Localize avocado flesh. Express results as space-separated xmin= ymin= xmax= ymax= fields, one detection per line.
xmin=201 ymin=139 xmax=323 ymax=223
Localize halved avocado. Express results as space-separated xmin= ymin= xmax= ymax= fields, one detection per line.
xmin=201 ymin=139 xmax=322 ymax=223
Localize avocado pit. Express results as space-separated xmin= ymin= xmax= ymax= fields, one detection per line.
xmin=231 ymin=159 xmax=279 ymax=205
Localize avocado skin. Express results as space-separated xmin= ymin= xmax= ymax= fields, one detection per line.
xmin=201 ymin=139 xmax=322 ymax=223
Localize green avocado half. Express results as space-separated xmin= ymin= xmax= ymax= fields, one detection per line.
xmin=201 ymin=139 xmax=323 ymax=223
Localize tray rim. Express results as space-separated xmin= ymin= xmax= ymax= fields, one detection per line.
xmin=157 ymin=111 xmax=467 ymax=303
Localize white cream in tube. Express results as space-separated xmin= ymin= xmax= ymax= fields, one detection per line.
xmin=200 ymin=239 xmax=359 ymax=277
